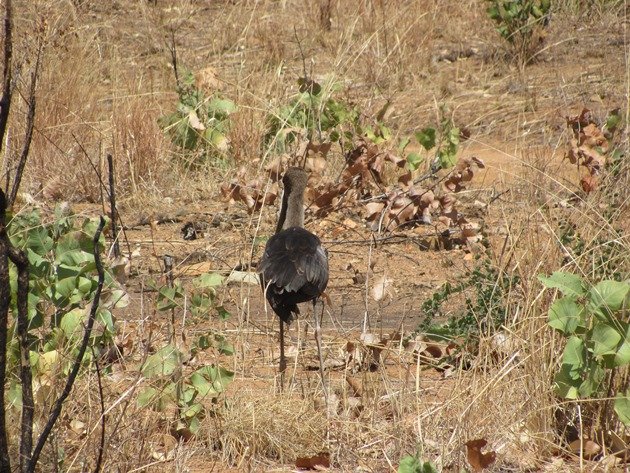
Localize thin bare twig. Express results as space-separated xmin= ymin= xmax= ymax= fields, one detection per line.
xmin=91 ymin=347 xmax=106 ymax=473
xmin=8 ymin=34 xmax=43 ymax=208
xmin=107 ymin=154 xmax=120 ymax=258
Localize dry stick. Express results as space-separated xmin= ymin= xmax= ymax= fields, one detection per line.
xmin=72 ymin=136 xmax=133 ymax=260
xmin=107 ymin=154 xmax=121 ymax=258
xmin=90 ymin=347 xmax=106 ymax=473
xmin=0 ymin=191 xmax=12 ymax=473
xmin=163 ymin=255 xmax=176 ymax=343
xmin=27 ymin=217 xmax=107 ymax=473
xmin=9 ymin=244 xmax=32 ymax=473
xmin=0 ymin=0 xmax=13 ymax=159
xmin=8 ymin=36 xmax=42 ymax=208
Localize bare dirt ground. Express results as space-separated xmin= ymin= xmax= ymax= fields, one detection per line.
xmin=5 ymin=0 xmax=630 ymax=472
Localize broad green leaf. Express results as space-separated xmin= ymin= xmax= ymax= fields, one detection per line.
xmin=415 ymin=128 xmax=436 ymax=151
xmin=190 ymin=372 xmax=215 ymax=397
xmin=157 ymin=286 xmax=182 ymax=311
xmin=614 ymin=339 xmax=630 ymax=367
xmin=193 ymin=273 xmax=225 ymax=288
xmin=60 ymin=308 xmax=85 ymax=339
xmin=39 ymin=349 xmax=60 ymax=375
xmin=54 ymin=277 xmax=78 ymax=300
xmin=437 ymin=150 xmax=457 ymax=169
xmin=538 ymin=272 xmax=585 ymax=297
xmin=562 ymin=336 xmax=585 ymax=374
xmin=614 ymin=391 xmax=630 ymax=426
xmin=97 ymin=310 xmax=115 ymax=334
xmin=548 ymin=297 xmax=584 ymax=334
xmin=7 ymin=382 xmax=22 ymax=409
xmin=137 ymin=387 xmax=159 ymax=408
xmin=406 ymin=152 xmax=424 ymax=171
xmin=589 ymin=280 xmax=629 ymax=312
xmin=182 ymin=402 xmax=203 ymax=419
xmin=578 ymin=361 xmax=605 ymax=397
xmin=554 ymin=364 xmax=581 ymax=399
xmin=591 ymin=323 xmax=622 ymax=356
xmin=142 ymin=344 xmax=182 ymax=378
xmin=195 ymin=364 xmax=234 ymax=393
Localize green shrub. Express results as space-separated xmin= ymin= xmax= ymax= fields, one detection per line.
xmin=159 ymin=70 xmax=237 ymax=165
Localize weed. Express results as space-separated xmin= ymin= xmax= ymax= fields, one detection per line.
xmin=264 ymin=77 xmax=359 ymax=153
xmin=140 ymin=273 xmax=234 ymax=436
xmin=159 ymin=69 xmax=237 ymax=166
xmin=485 ymin=0 xmax=551 ymax=64
xmin=417 ymin=258 xmax=519 ymax=343
xmin=398 ymin=454 xmax=438 ymax=473
xmin=5 ymin=206 xmax=125 ymax=401
xmin=539 ymin=272 xmax=630 ymax=430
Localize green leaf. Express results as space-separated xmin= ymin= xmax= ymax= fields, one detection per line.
xmin=591 ymin=323 xmax=622 ymax=356
xmin=141 ymin=344 xmax=182 ymax=378
xmin=207 ymin=97 xmax=236 ymax=115
xmin=7 ymin=382 xmax=22 ymax=409
xmin=538 ymin=272 xmax=585 ymax=297
xmin=398 ymin=136 xmax=411 ymax=153
xmin=398 ymin=455 xmax=437 ymax=473
xmin=578 ymin=361 xmax=605 ymax=397
xmin=415 ymin=128 xmax=436 ymax=151
xmin=406 ymin=152 xmax=424 ymax=171
xmin=605 ymin=109 xmax=621 ymax=133
xmin=193 ymin=273 xmax=225 ymax=289
xmin=60 ymin=308 xmax=85 ymax=339
xmin=554 ymin=364 xmax=581 ymax=399
xmin=562 ymin=336 xmax=586 ymax=374
xmin=548 ymin=297 xmax=585 ymax=334
xmin=137 ymin=387 xmax=159 ymax=408
xmin=216 ymin=305 xmax=230 ymax=320
xmin=589 ymin=280 xmax=630 ymax=313
xmin=614 ymin=391 xmax=630 ymax=426
xmin=194 ymin=364 xmax=234 ymax=394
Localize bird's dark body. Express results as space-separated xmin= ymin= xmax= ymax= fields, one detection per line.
xmin=259 ymin=226 xmax=329 ymax=323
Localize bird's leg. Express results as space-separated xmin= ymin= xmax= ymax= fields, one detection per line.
xmin=313 ymin=298 xmax=328 ymax=408
xmin=279 ymin=319 xmax=286 ymax=390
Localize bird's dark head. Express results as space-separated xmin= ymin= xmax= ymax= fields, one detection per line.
xmin=282 ymin=167 xmax=309 ymax=194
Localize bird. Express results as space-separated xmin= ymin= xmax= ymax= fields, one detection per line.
xmin=258 ymin=167 xmax=329 ymax=389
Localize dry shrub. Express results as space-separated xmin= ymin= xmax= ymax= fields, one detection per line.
xmin=216 ymin=388 xmax=327 ymax=467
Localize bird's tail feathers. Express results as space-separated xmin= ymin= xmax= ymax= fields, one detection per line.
xmin=271 ymin=300 xmax=300 ymax=324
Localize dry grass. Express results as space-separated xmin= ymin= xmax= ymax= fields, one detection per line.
xmin=2 ymin=0 xmax=629 ymax=471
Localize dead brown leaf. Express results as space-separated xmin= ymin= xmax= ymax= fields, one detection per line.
xmin=465 ymin=438 xmax=497 ymax=472
xmin=295 ymin=452 xmax=331 ymax=470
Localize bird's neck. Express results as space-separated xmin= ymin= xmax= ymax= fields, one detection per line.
xmin=276 ymin=188 xmax=304 ymax=232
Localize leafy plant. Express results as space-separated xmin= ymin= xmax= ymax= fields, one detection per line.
xmin=398 ymin=454 xmax=438 ymax=473
xmin=539 ymin=271 xmax=630 ymax=426
xmin=265 ymin=77 xmax=359 ymax=152
xmin=418 ymin=258 xmax=518 ymax=342
xmin=6 ymin=208 xmax=125 ymax=376
xmin=138 ymin=343 xmax=234 ymax=436
xmin=486 ymin=0 xmax=551 ymax=63
xmin=140 ymin=272 xmax=234 ymax=435
xmin=159 ymin=69 xmax=237 ymax=164
xmin=401 ymin=105 xmax=461 ymax=172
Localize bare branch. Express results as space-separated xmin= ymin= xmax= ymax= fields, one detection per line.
xmin=0 ymin=189 xmax=12 ymax=473
xmin=7 ymin=245 xmax=32 ymax=473
xmin=0 ymin=0 xmax=13 ymax=159
xmin=8 ymin=37 xmax=43 ymax=208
